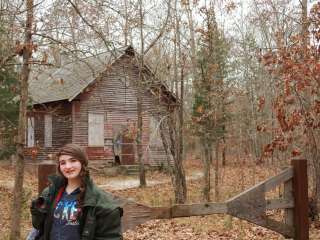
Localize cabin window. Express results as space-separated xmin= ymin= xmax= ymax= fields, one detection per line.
xmin=88 ymin=113 xmax=104 ymax=146
xmin=44 ymin=114 xmax=52 ymax=147
xmin=27 ymin=117 xmax=35 ymax=147
xmin=149 ymin=116 xmax=162 ymax=146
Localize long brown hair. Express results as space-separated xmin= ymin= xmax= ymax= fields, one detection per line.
xmin=56 ymin=143 xmax=89 ymax=208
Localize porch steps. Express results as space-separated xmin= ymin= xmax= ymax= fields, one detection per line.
xmin=88 ymin=159 xmax=114 ymax=173
xmin=119 ymin=165 xmax=151 ymax=175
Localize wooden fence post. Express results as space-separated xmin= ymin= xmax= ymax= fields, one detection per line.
xmin=291 ymin=159 xmax=309 ymax=240
xmin=284 ymin=177 xmax=294 ymax=231
xmin=38 ymin=162 xmax=56 ymax=193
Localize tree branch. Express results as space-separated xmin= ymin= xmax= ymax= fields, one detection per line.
xmin=66 ymin=0 xmax=117 ymax=58
xmin=144 ymin=0 xmax=171 ymax=55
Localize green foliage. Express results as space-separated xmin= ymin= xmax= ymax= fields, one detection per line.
xmin=191 ymin=6 xmax=229 ymax=144
xmin=0 ymin=68 xmax=19 ymax=126
xmin=192 ymin=94 xmax=208 ymax=119
xmin=0 ymin=24 xmax=19 ymax=159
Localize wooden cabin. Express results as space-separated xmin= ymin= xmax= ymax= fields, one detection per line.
xmin=26 ymin=46 xmax=176 ymax=166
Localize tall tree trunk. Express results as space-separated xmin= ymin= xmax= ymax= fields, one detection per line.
xmin=178 ymin=70 xmax=184 ymax=171
xmin=248 ymin=78 xmax=260 ymax=163
xmin=222 ymin=135 xmax=226 ymax=166
xmin=185 ymin=1 xmax=197 ymax=89
xmin=202 ymin=141 xmax=211 ymax=202
xmin=299 ymin=0 xmax=319 ymax=205
xmin=307 ymin=130 xmax=320 ymax=210
xmin=173 ymin=0 xmax=178 ymax=96
xmin=157 ymin=0 xmax=186 ymax=203
xmin=214 ymin=142 xmax=220 ymax=201
xmin=123 ymin=0 xmax=129 ymax=46
xmin=174 ymin=0 xmax=187 ymax=204
xmin=137 ymin=0 xmax=146 ymax=187
xmin=159 ymin=120 xmax=175 ymax=179
xmin=70 ymin=0 xmax=79 ymax=55
xmin=169 ymin=113 xmax=187 ymax=203
xmin=9 ymin=0 xmax=33 ymax=239
xmin=301 ymin=0 xmax=308 ymax=49
xmin=299 ymin=1 xmax=320 ymax=211
xmin=159 ymin=111 xmax=187 ymax=203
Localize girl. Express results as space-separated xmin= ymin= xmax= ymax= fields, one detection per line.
xmin=30 ymin=143 xmax=123 ymax=240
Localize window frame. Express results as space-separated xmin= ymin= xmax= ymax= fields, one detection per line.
xmin=27 ymin=116 xmax=35 ymax=147
xmin=44 ymin=114 xmax=52 ymax=147
xmin=88 ymin=113 xmax=105 ymax=146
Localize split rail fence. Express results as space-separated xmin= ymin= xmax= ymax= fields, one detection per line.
xmin=38 ymin=159 xmax=309 ymax=240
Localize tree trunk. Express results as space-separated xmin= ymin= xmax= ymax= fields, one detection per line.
xmin=159 ymin=111 xmax=187 ymax=203
xmin=177 ymin=3 xmax=186 ymax=204
xmin=158 ymin=111 xmax=187 ymax=204
xmin=202 ymin=141 xmax=211 ymax=202
xmin=9 ymin=0 xmax=33 ymax=239
xmin=124 ymin=0 xmax=129 ymax=46
xmin=170 ymin=111 xmax=187 ymax=204
xmin=173 ymin=0 xmax=178 ymax=97
xmin=214 ymin=142 xmax=219 ymax=202
xmin=307 ymin=129 xmax=320 ymax=214
xmin=159 ymin=120 xmax=175 ymax=183
xmin=137 ymin=0 xmax=146 ymax=187
xmin=185 ymin=1 xmax=197 ymax=88
xmin=301 ymin=0 xmax=308 ymax=49
xmin=222 ymin=136 xmax=226 ymax=166
xmin=299 ymin=0 xmax=320 ymax=212
xmin=161 ymin=0 xmax=187 ymax=204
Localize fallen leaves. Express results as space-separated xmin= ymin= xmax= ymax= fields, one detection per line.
xmin=0 ymin=160 xmax=319 ymax=239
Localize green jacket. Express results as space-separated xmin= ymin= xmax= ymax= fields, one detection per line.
xmin=30 ymin=175 xmax=123 ymax=240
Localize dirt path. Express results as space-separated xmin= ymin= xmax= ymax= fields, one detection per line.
xmin=98 ymin=171 xmax=203 ymax=190
xmin=0 ymin=168 xmax=204 ymax=191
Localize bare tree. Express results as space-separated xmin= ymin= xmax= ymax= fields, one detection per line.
xmin=10 ymin=0 xmax=34 ymax=238
xmin=183 ymin=0 xmax=197 ymax=88
xmin=137 ymin=0 xmax=147 ymax=187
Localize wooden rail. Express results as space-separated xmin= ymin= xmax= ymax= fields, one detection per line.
xmin=38 ymin=159 xmax=309 ymax=240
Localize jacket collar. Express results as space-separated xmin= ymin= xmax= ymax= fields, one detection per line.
xmin=48 ymin=174 xmax=98 ymax=207
xmin=48 ymin=174 xmax=65 ymax=192
xmin=82 ymin=176 xmax=98 ymax=207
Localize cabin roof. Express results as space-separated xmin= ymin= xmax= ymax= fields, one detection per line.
xmin=29 ymin=47 xmax=129 ymax=104
xmin=29 ymin=46 xmax=177 ymax=106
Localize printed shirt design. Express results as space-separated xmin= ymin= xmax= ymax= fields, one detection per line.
xmin=50 ymin=188 xmax=82 ymax=240
xmin=54 ymin=199 xmax=81 ymax=225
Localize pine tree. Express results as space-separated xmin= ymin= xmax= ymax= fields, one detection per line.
xmin=0 ymin=25 xmax=19 ymax=160
xmin=191 ymin=3 xmax=229 ymax=201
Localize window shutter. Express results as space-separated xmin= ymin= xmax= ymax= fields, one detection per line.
xmin=88 ymin=113 xmax=104 ymax=146
xmin=44 ymin=114 xmax=52 ymax=147
xmin=27 ymin=117 xmax=35 ymax=147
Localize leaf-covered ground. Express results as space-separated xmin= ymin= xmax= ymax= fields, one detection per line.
xmin=0 ymin=159 xmax=319 ymax=239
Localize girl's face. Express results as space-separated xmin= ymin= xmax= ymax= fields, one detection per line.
xmin=58 ymin=154 xmax=82 ymax=180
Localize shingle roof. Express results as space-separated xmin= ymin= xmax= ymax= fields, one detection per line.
xmin=29 ymin=48 xmax=125 ymax=104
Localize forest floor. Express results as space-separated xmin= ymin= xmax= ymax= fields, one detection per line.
xmin=0 ymin=158 xmax=319 ymax=239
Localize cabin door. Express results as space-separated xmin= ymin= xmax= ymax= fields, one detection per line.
xmin=121 ymin=134 xmax=135 ymax=165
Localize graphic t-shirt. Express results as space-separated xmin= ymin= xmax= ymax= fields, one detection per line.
xmin=50 ymin=188 xmax=82 ymax=240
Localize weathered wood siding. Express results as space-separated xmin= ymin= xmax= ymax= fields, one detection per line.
xmin=27 ymin=54 xmax=172 ymax=166
xmin=25 ymin=101 xmax=72 ymax=161
xmin=72 ymin=54 xmax=171 ymax=165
